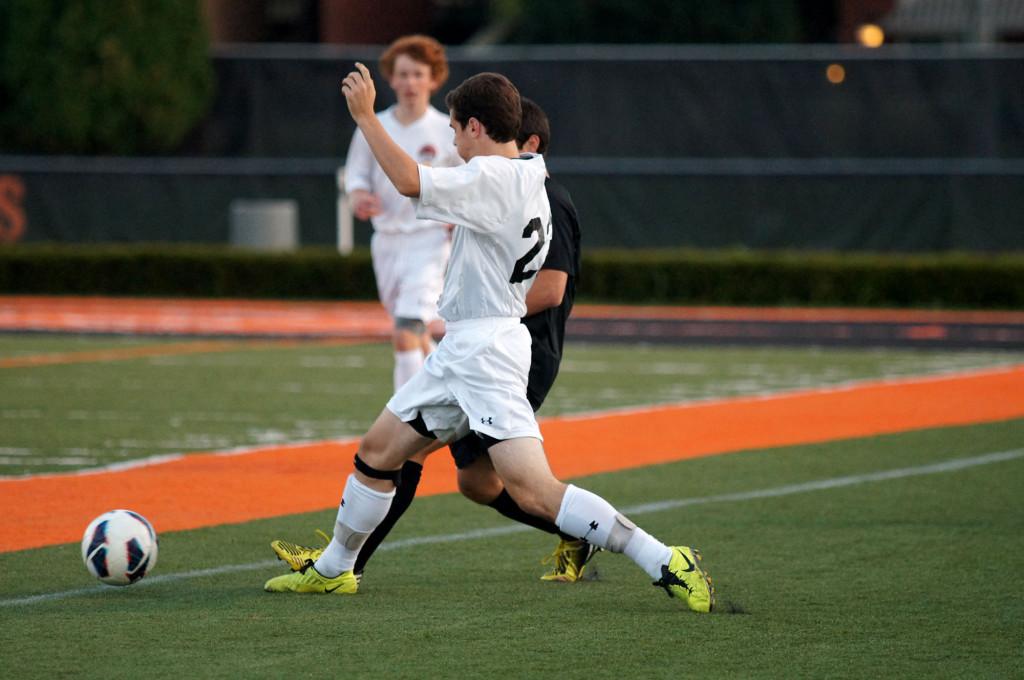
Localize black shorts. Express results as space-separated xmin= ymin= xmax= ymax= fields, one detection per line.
xmin=449 ymin=431 xmax=492 ymax=469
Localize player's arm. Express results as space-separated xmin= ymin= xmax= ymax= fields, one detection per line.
xmin=341 ymin=63 xmax=420 ymax=197
xmin=524 ymin=269 xmax=568 ymax=315
xmin=524 ymin=184 xmax=578 ymax=316
xmin=344 ymin=133 xmax=383 ymax=219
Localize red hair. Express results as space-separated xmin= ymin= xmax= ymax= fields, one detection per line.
xmin=379 ymin=35 xmax=449 ymax=90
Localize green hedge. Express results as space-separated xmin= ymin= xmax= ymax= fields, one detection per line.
xmin=582 ymin=250 xmax=1024 ymax=309
xmin=1 ymin=244 xmax=1022 ymax=309
xmin=0 ymin=245 xmax=377 ymax=300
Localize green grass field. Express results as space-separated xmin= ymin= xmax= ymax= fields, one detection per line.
xmin=1 ymin=336 xmax=1022 ymax=678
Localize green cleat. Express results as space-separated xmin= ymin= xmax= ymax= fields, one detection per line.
xmin=270 ymin=529 xmax=330 ymax=572
xmin=653 ymin=546 xmax=715 ymax=613
xmin=540 ymin=538 xmax=599 ymax=582
xmin=263 ymin=566 xmax=358 ymax=595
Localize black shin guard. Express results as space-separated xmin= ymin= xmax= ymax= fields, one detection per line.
xmin=352 ymin=459 xmax=423 ymax=575
xmin=487 ymin=490 xmax=573 ymax=541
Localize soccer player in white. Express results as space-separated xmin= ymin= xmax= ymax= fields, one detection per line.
xmin=264 ymin=66 xmax=715 ymax=612
xmin=343 ymin=35 xmax=461 ymax=391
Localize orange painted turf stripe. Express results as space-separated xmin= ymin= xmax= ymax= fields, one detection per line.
xmin=4 ymin=295 xmax=1024 ymax=336
xmin=0 ymin=338 xmax=366 ymax=369
xmin=1 ymin=365 xmax=1022 ymax=553
xmin=0 ymin=296 xmax=395 ymax=337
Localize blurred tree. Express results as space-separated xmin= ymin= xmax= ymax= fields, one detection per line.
xmin=0 ymin=0 xmax=214 ymax=154
xmin=499 ymin=0 xmax=804 ymax=44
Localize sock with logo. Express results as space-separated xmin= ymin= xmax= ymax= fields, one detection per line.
xmin=314 ymin=474 xmax=395 ymax=577
xmin=352 ymin=459 xmax=423 ymax=575
xmin=555 ymin=484 xmax=671 ymax=580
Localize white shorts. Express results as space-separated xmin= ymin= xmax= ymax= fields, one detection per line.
xmin=386 ymin=317 xmax=542 ymax=443
xmin=371 ymin=227 xmax=450 ymax=323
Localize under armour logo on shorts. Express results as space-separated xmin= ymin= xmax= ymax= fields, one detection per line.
xmin=480 ymin=416 xmax=493 ymax=425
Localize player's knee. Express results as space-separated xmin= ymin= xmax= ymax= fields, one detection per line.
xmin=392 ymin=320 xmax=426 ymax=352
xmin=358 ymin=432 xmax=390 ymax=468
xmin=457 ymin=470 xmax=503 ymax=505
xmin=393 ymin=318 xmax=426 ymax=348
xmin=394 ymin=317 xmax=427 ymax=334
xmin=457 ymin=479 xmax=492 ymax=505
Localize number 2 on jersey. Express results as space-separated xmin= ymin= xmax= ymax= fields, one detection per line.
xmin=509 ymin=217 xmax=547 ymax=284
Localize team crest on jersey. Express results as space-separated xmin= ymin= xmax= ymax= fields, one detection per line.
xmin=417 ymin=144 xmax=438 ymax=164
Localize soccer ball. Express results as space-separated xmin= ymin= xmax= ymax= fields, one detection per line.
xmin=81 ymin=509 xmax=159 ymax=586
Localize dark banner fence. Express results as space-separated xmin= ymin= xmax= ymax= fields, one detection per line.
xmin=2 ymin=44 xmax=1023 ymax=250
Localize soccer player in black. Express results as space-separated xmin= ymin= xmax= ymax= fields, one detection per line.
xmin=271 ymin=97 xmax=593 ymax=583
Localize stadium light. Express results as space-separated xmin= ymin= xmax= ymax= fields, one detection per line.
xmin=856 ymin=23 xmax=885 ymax=48
xmin=826 ymin=63 xmax=846 ymax=85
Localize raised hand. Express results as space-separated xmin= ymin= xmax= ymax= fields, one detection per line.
xmin=341 ymin=62 xmax=377 ymax=123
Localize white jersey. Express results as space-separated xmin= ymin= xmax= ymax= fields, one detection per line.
xmin=414 ymin=154 xmax=552 ymax=322
xmin=344 ymin=106 xmax=461 ymax=234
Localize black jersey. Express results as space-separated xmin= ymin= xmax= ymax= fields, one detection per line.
xmin=522 ymin=177 xmax=581 ymax=410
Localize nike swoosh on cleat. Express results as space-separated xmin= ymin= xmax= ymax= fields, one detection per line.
xmin=325 ymin=583 xmax=344 ymax=593
xmin=677 ymin=550 xmax=696 ymax=573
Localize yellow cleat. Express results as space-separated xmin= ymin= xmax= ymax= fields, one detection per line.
xmin=653 ymin=546 xmax=715 ymax=613
xmin=270 ymin=529 xmax=330 ymax=572
xmin=263 ymin=566 xmax=358 ymax=595
xmin=540 ymin=539 xmax=599 ymax=582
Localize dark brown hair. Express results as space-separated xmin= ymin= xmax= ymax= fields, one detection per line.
xmin=379 ymin=35 xmax=448 ymax=89
xmin=444 ymin=73 xmax=521 ymax=143
xmin=516 ymin=97 xmax=550 ymax=154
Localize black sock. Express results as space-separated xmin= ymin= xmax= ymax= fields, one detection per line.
xmin=487 ymin=489 xmax=575 ymax=541
xmin=353 ymin=459 xmax=423 ymax=575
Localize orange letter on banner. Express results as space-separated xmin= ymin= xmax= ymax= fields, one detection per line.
xmin=0 ymin=175 xmax=27 ymax=243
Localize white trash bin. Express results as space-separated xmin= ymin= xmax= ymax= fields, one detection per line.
xmin=229 ymin=199 xmax=298 ymax=251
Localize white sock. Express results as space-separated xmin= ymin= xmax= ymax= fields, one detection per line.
xmin=393 ymin=348 xmax=424 ymax=390
xmin=623 ymin=528 xmax=674 ymax=580
xmin=314 ymin=474 xmax=395 ymax=577
xmin=555 ymin=484 xmax=672 ymax=580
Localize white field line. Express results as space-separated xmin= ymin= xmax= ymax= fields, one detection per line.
xmin=0 ymin=439 xmax=359 ymax=481
xmin=2 ymin=447 xmax=1021 ymax=609
xmin=4 ymin=362 xmax=1022 ymax=482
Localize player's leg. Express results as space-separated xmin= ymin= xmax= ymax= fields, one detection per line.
xmin=391 ymin=227 xmax=449 ymax=389
xmin=264 ymin=408 xmax=434 ymax=594
xmin=370 ymin=232 xmax=417 ymax=390
xmin=455 ymin=439 xmax=571 ymax=538
xmin=449 ymin=319 xmax=607 ymax=583
xmin=360 ymin=233 xmax=448 ymax=572
xmin=456 ymin=448 xmax=597 ymax=582
xmin=419 ymin=328 xmax=437 ymax=357
xmin=265 ymin=342 xmax=464 ymax=594
xmin=392 ymin=317 xmax=427 ymax=388
xmin=342 ymin=228 xmax=446 ymax=573
xmin=352 ymin=437 xmax=446 ymax=578
xmin=487 ymin=437 xmax=714 ymax=612
xmin=316 ymin=407 xmax=435 ymax=569
xmin=269 ymin=438 xmax=447 ymax=578
xmin=465 ymin=324 xmax=694 ymax=598
xmin=454 ymin=447 xmax=502 ymax=503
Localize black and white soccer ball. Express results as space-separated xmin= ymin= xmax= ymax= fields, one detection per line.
xmin=81 ymin=510 xmax=159 ymax=586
